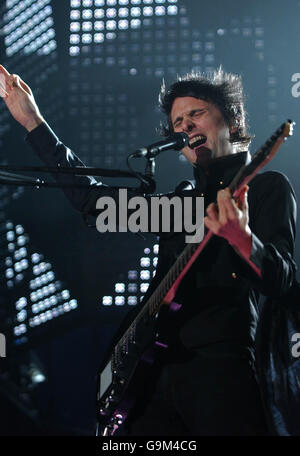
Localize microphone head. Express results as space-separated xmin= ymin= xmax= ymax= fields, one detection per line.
xmin=172 ymin=132 xmax=189 ymax=150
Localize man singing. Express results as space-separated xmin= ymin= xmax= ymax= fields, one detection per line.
xmin=0 ymin=64 xmax=297 ymax=435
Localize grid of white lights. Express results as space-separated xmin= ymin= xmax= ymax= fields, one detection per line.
xmin=4 ymin=0 xmax=57 ymax=56
xmin=0 ymin=221 xmax=77 ymax=342
xmin=102 ymin=243 xmax=158 ymax=306
xmin=69 ymin=0 xmax=178 ymax=55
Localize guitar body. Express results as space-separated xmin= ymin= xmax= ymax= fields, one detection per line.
xmin=96 ymin=301 xmax=183 ymax=435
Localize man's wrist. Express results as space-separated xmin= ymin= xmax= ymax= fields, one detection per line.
xmin=24 ymin=115 xmax=44 ymax=132
xmin=230 ymin=228 xmax=252 ymax=260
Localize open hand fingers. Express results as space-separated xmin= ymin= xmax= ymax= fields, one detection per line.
xmin=0 ymin=65 xmax=10 ymax=97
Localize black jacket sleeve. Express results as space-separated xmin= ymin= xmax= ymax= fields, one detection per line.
xmin=242 ymin=171 xmax=297 ymax=297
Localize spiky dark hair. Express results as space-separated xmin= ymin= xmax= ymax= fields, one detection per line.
xmin=158 ymin=67 xmax=252 ymax=145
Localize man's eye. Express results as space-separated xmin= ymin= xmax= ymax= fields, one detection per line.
xmin=192 ymin=110 xmax=204 ymax=117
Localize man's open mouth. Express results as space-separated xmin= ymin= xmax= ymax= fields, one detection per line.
xmin=189 ymin=135 xmax=207 ymax=149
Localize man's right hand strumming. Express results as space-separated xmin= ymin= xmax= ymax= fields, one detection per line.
xmin=0 ymin=64 xmax=44 ymax=132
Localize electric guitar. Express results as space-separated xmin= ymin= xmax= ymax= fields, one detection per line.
xmin=96 ymin=120 xmax=294 ymax=436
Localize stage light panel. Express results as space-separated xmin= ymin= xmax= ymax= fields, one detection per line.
xmin=0 ymin=221 xmax=78 ymax=345
xmin=4 ymin=0 xmax=57 ymax=57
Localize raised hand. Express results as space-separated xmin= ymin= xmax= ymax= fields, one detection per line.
xmin=0 ymin=64 xmax=44 ymax=131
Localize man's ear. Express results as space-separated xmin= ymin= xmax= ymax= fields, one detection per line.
xmin=229 ymin=118 xmax=241 ymax=138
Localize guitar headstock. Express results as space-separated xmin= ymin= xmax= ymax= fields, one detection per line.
xmin=231 ymin=120 xmax=296 ymax=195
xmin=282 ymin=119 xmax=295 ymax=139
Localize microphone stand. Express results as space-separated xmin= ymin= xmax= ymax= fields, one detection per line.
xmin=0 ymin=162 xmax=156 ymax=193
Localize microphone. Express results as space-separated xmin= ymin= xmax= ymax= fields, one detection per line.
xmin=134 ymin=132 xmax=189 ymax=158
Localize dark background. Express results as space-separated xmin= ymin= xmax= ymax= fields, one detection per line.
xmin=0 ymin=0 xmax=299 ymax=435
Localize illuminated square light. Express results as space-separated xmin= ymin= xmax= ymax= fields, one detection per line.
xmin=71 ymin=0 xmax=81 ymax=7
xmin=32 ymin=253 xmax=42 ymax=263
xmin=39 ymin=302 xmax=46 ymax=312
xmin=31 ymin=304 xmax=40 ymax=313
xmin=17 ymin=235 xmax=27 ymax=246
xmin=70 ymin=299 xmax=78 ymax=309
xmin=95 ymin=0 xmax=105 ymax=5
xmin=17 ymin=309 xmax=27 ymax=322
xmin=107 ymin=20 xmax=117 ymax=30
xmin=140 ymin=270 xmax=150 ymax=280
xmin=45 ymin=311 xmax=53 ymax=320
xmin=95 ymin=8 xmax=105 ymax=18
xmin=103 ymin=296 xmax=113 ymax=306
xmin=83 ymin=0 xmax=92 ymax=6
xmin=82 ymin=9 xmax=93 ymax=19
xmin=40 ymin=313 xmax=47 ymax=323
xmin=130 ymin=19 xmax=141 ymax=28
xmin=143 ymin=0 xmax=153 ymax=3
xmin=70 ymin=34 xmax=80 ymax=44
xmin=115 ymin=296 xmax=125 ymax=306
xmin=33 ymin=316 xmax=41 ymax=326
xmin=131 ymin=7 xmax=141 ymax=16
xmin=62 ymin=289 xmax=70 ymax=299
xmin=155 ymin=6 xmax=165 ymax=15
xmin=5 ymin=268 xmax=14 ymax=279
xmin=140 ymin=257 xmax=151 ymax=267
xmin=82 ymin=21 xmax=92 ymax=31
xmin=70 ymin=10 xmax=81 ymax=19
xmin=82 ymin=33 xmax=92 ymax=43
xmin=156 ymin=0 xmax=166 ymax=3
xmin=132 ymin=0 xmax=141 ymax=4
xmin=119 ymin=0 xmax=129 ymax=4
xmin=153 ymin=244 xmax=159 ymax=254
xmin=63 ymin=303 xmax=71 ymax=312
xmin=50 ymin=295 xmax=58 ymax=305
xmin=107 ymin=8 xmax=117 ymax=17
xmin=16 ymin=297 xmax=27 ymax=310
xmin=118 ymin=20 xmax=128 ymax=29
xmin=5 ymin=258 xmax=12 ymax=267
xmin=143 ymin=6 xmax=153 ymax=15
xmin=140 ymin=283 xmax=149 ymax=293
xmin=119 ymin=7 xmax=129 ymax=17
xmin=115 ymin=283 xmax=125 ymax=293
xmin=70 ymin=46 xmax=80 ymax=56
xmin=70 ymin=21 xmax=81 ymax=32
xmin=128 ymin=296 xmax=137 ymax=305
xmin=167 ymin=5 xmax=177 ymax=14
xmin=8 ymin=243 xmax=15 ymax=252
xmin=94 ymin=33 xmax=104 ymax=42
xmin=6 ymin=231 xmax=15 ymax=241
xmin=95 ymin=21 xmax=104 ymax=30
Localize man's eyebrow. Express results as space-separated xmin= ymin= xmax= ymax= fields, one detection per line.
xmin=172 ymin=108 xmax=205 ymax=125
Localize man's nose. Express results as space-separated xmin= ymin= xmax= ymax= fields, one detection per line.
xmin=182 ymin=117 xmax=195 ymax=133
